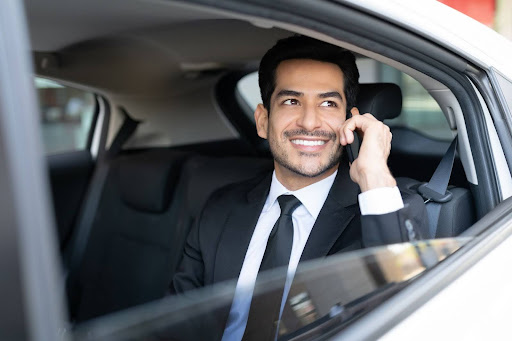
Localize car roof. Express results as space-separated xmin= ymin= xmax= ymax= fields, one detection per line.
xmin=25 ymin=0 xmax=294 ymax=95
xmin=25 ymin=0 xmax=289 ymax=61
xmin=345 ymin=0 xmax=512 ymax=77
xmin=26 ymin=0 xmax=512 ymax=91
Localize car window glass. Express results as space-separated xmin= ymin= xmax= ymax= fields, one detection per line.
xmin=236 ymin=72 xmax=260 ymax=119
xmin=236 ymin=60 xmax=452 ymax=141
xmin=495 ymin=71 xmax=512 ymax=115
xmin=72 ymin=238 xmax=469 ymax=340
xmin=377 ymin=63 xmax=452 ymax=140
xmin=36 ymin=77 xmax=95 ymax=154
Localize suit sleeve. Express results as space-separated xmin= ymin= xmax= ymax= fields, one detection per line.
xmin=361 ymin=191 xmax=428 ymax=247
xmin=169 ymin=186 xmax=230 ymax=295
xmin=169 ymin=215 xmax=205 ymax=294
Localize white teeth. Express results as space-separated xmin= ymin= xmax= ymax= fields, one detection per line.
xmin=291 ymin=139 xmax=326 ymax=146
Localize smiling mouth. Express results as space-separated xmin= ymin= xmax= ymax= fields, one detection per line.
xmin=291 ymin=139 xmax=327 ymax=146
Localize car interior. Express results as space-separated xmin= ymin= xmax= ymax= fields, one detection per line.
xmin=25 ymin=0 xmax=488 ymax=327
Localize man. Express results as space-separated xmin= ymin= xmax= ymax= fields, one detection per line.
xmin=171 ymin=36 xmax=426 ymax=340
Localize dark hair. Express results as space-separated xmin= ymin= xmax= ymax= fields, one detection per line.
xmin=258 ymin=35 xmax=360 ymax=112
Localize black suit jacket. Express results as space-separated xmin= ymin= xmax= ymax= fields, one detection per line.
xmin=172 ymin=163 xmax=427 ymax=293
xmin=167 ymin=163 xmax=427 ymax=340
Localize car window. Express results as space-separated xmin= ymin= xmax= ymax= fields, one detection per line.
xmin=377 ymin=63 xmax=452 ymax=141
xmin=495 ymin=71 xmax=512 ymax=114
xmin=73 ymin=238 xmax=469 ymax=340
xmin=35 ymin=77 xmax=96 ymax=154
xmin=236 ymin=60 xmax=453 ymax=141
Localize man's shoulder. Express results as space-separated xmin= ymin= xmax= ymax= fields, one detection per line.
xmin=194 ymin=172 xmax=270 ymax=238
xmin=207 ymin=172 xmax=271 ymax=204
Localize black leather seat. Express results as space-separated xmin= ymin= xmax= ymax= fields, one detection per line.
xmin=68 ymin=149 xmax=191 ymax=321
xmin=357 ymin=83 xmax=402 ymax=120
xmin=67 ymin=149 xmax=272 ymax=321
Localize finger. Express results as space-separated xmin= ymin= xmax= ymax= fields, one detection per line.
xmin=340 ymin=113 xmax=378 ymax=145
xmin=362 ymin=113 xmax=377 ymax=121
xmin=339 ymin=117 xmax=352 ymax=145
xmin=339 ymin=120 xmax=355 ymax=145
xmin=340 ymin=130 xmax=347 ymax=145
xmin=344 ymin=125 xmax=355 ymax=144
xmin=342 ymin=115 xmax=367 ymax=142
xmin=339 ymin=126 xmax=352 ymax=145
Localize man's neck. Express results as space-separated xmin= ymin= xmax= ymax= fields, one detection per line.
xmin=274 ymin=164 xmax=339 ymax=191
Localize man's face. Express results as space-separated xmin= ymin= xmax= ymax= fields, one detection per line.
xmin=255 ymin=59 xmax=349 ymax=182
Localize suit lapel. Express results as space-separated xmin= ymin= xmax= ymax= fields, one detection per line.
xmin=213 ymin=162 xmax=360 ymax=280
xmin=213 ymin=174 xmax=271 ymax=283
xmin=300 ymin=163 xmax=360 ymax=262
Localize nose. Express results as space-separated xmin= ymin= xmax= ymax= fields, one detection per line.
xmin=297 ymin=104 xmax=321 ymax=131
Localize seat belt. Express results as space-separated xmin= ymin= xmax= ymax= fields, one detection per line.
xmin=105 ymin=108 xmax=141 ymax=158
xmin=65 ymin=107 xmax=140 ymax=317
xmin=416 ymin=136 xmax=458 ymax=239
xmin=65 ymin=107 xmax=140 ymax=268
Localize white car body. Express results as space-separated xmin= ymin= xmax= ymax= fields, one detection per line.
xmin=348 ymin=0 xmax=512 ymax=76
xmin=382 ymin=233 xmax=512 ymax=340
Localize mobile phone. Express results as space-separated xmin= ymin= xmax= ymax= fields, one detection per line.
xmin=345 ymin=112 xmax=360 ymax=164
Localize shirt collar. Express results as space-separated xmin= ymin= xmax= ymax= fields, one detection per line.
xmin=263 ymin=170 xmax=338 ymax=219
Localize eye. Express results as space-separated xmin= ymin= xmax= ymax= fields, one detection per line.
xmin=320 ymin=100 xmax=338 ymax=107
xmin=283 ymin=98 xmax=299 ymax=105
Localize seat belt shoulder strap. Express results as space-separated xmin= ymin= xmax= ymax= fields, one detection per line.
xmin=417 ymin=136 xmax=458 ymax=238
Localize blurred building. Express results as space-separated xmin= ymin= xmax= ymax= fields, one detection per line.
xmin=440 ymin=0 xmax=512 ymax=39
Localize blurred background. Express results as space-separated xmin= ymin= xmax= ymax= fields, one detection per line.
xmin=440 ymin=0 xmax=512 ymax=39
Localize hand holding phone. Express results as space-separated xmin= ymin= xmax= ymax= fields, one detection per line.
xmin=340 ymin=111 xmax=396 ymax=191
xmin=345 ymin=111 xmax=361 ymax=164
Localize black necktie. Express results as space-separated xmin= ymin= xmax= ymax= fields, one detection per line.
xmin=243 ymin=195 xmax=302 ymax=340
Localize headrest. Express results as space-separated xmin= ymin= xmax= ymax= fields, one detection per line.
xmin=117 ymin=150 xmax=188 ymax=213
xmin=356 ymin=83 xmax=402 ymax=121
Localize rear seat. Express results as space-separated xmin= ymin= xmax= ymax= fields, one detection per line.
xmin=69 ymin=149 xmax=190 ymax=321
xmin=68 ymin=149 xmax=272 ymax=321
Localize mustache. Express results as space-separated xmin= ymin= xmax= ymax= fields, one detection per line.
xmin=283 ymin=129 xmax=336 ymax=141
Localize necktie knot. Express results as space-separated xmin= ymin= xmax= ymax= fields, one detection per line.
xmin=277 ymin=194 xmax=302 ymax=216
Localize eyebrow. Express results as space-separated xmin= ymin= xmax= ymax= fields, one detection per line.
xmin=275 ymin=89 xmax=344 ymax=102
xmin=318 ymin=91 xmax=344 ymax=101
xmin=275 ymin=89 xmax=303 ymax=98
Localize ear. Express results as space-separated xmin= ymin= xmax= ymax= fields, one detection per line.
xmin=254 ymin=103 xmax=269 ymax=139
xmin=350 ymin=107 xmax=360 ymax=116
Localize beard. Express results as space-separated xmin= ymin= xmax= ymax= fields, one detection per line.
xmin=269 ymin=128 xmax=343 ymax=178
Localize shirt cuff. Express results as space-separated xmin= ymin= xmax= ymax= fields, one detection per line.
xmin=358 ymin=186 xmax=404 ymax=215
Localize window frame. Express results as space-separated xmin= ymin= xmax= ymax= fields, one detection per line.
xmin=167 ymin=0 xmax=505 ymax=339
xmin=0 ymin=0 xmax=68 ymax=339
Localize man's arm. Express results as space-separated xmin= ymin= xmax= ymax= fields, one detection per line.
xmin=340 ymin=109 xmax=427 ymax=246
xmin=170 ymin=218 xmax=205 ymax=294
xmin=170 ymin=185 xmax=233 ymax=295
xmin=360 ymin=191 xmax=427 ymax=247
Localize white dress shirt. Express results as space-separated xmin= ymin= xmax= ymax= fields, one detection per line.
xmin=222 ymin=170 xmax=404 ymax=341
